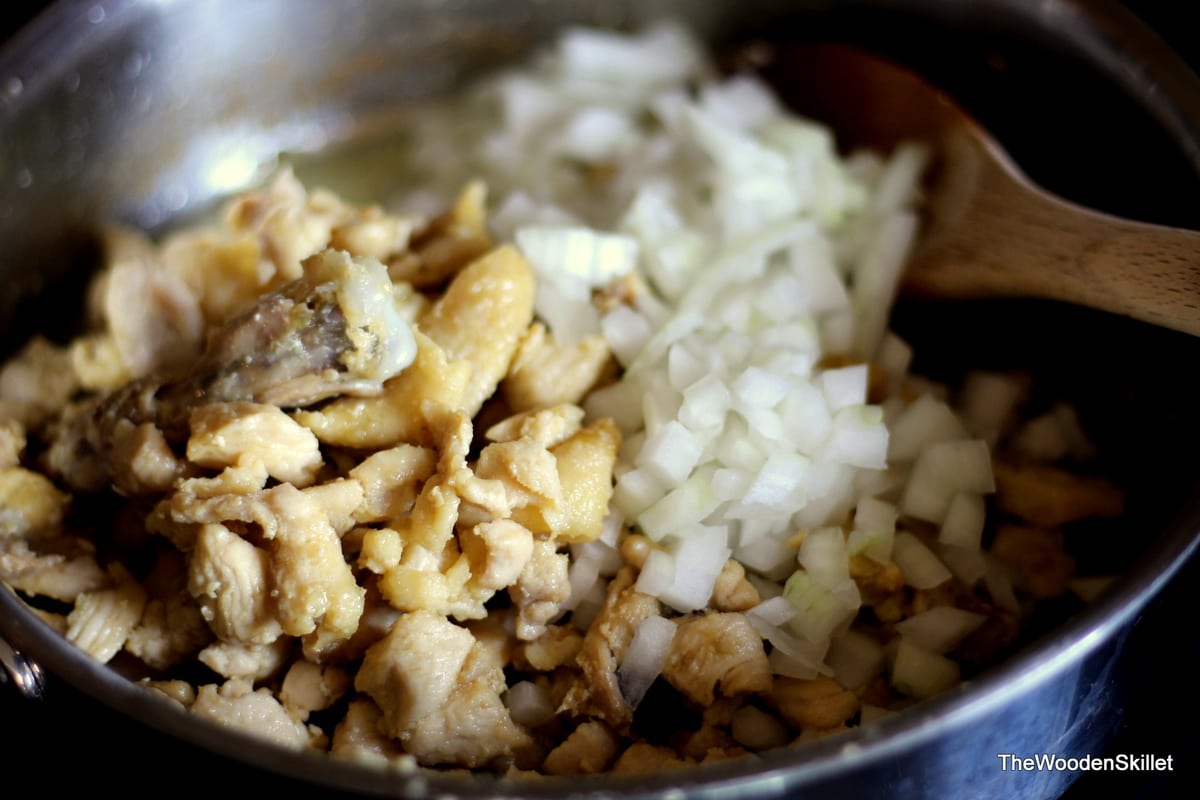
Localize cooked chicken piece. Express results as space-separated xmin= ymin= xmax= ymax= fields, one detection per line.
xmin=171 ymin=482 xmax=365 ymax=651
xmin=849 ymin=553 xmax=906 ymax=607
xmin=330 ymin=204 xmax=421 ymax=263
xmin=331 ymin=698 xmax=411 ymax=764
xmin=280 ymin=660 xmax=352 ymax=713
xmin=461 ymin=518 xmax=536 ymax=591
xmin=542 ymin=720 xmax=620 ymax=775
xmin=295 ymin=329 xmax=472 ymax=450
xmin=0 ymin=465 xmax=69 ymax=537
xmin=222 ymin=167 xmax=351 ymax=285
xmin=65 ymin=562 xmax=148 ymax=663
xmin=767 ymin=675 xmax=860 ymax=731
xmin=47 ymin=248 xmax=416 ymax=492
xmin=95 ymin=225 xmax=207 ymax=383
xmin=514 ymin=624 xmax=584 ymax=672
xmin=993 ymin=460 xmax=1125 ymax=528
xmin=661 ymin=612 xmax=771 ymax=706
xmin=348 ymin=444 xmax=437 ymax=523
xmin=0 ymin=335 xmax=79 ymax=428
xmin=127 ymin=550 xmax=211 ymax=670
xmin=475 ymin=437 xmax=562 ymax=532
xmin=0 ymin=536 xmax=107 ymax=602
xmin=302 ymin=479 xmax=365 ymax=538
xmin=502 ymin=323 xmax=615 ymax=412
xmin=417 ymin=244 xmax=536 ymax=417
xmin=187 ymin=402 xmax=324 ymax=487
xmin=108 ymin=420 xmax=191 ymax=495
xmin=322 ymin=583 xmax=403 ymax=664
xmin=355 ymin=609 xmax=533 ymax=768
xmin=198 ymin=637 xmax=293 ymax=681
xmin=359 ymin=528 xmax=406 ymax=575
xmin=389 ymin=181 xmax=493 ymax=290
xmin=192 ymin=679 xmax=323 ymax=750
xmin=485 ymin=404 xmax=585 ymax=448
xmin=989 ymin=523 xmax=1075 ymax=599
xmin=542 ymin=419 xmax=620 ymax=544
xmin=510 ymin=538 xmax=572 ymax=641
xmin=710 ymin=559 xmax=761 ymax=612
xmin=143 ymin=679 xmax=197 ymax=708
xmin=187 ymin=522 xmax=283 ymax=645
xmin=560 ymin=566 xmax=660 ymax=729
xmin=378 ymin=540 xmax=491 ymax=622
xmin=0 ymin=418 xmax=24 ymax=469
xmin=261 ymin=483 xmax=366 ymax=655
xmin=611 ymin=742 xmax=692 ymax=774
xmin=394 ymin=473 xmax=461 ymax=554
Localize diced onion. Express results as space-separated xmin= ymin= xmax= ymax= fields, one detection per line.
xmin=617 ymin=615 xmax=678 ymax=710
xmin=890 ymin=639 xmax=961 ymax=700
xmin=894 ymin=606 xmax=987 ymax=654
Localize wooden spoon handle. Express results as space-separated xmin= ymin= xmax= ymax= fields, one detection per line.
xmin=904 ymin=127 xmax=1200 ymax=336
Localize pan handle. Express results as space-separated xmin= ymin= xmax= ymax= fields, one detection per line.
xmin=0 ymin=636 xmax=46 ymax=700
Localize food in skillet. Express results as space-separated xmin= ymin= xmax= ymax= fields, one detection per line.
xmin=0 ymin=21 xmax=1124 ymax=775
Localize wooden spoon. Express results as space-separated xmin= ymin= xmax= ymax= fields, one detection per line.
xmin=762 ymin=43 xmax=1200 ymax=336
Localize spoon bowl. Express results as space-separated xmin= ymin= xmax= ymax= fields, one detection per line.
xmin=767 ymin=42 xmax=1200 ymax=337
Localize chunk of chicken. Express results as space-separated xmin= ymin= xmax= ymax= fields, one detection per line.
xmin=611 ymin=742 xmax=692 ymax=774
xmin=388 ymin=181 xmax=493 ymax=289
xmin=542 ymin=720 xmax=619 ymax=775
xmin=192 ymin=679 xmax=323 ymax=750
xmin=127 ymin=550 xmax=211 ymax=670
xmin=348 ymin=444 xmax=437 ymax=523
xmin=767 ymin=675 xmax=860 ymax=731
xmin=993 ymin=460 xmax=1125 ymax=528
xmin=989 ymin=523 xmax=1075 ymax=599
xmin=295 ymin=330 xmax=471 ymax=450
xmin=710 ymin=559 xmax=761 ymax=612
xmin=187 ymin=522 xmax=283 ymax=645
xmin=510 ymin=538 xmax=571 ymax=641
xmin=187 ymin=402 xmax=324 ymax=487
xmin=65 ymin=562 xmax=148 ymax=663
xmin=417 ymin=244 xmax=536 ymax=418
xmin=502 ymin=323 xmax=615 ymax=412
xmin=485 ymin=403 xmax=585 ymax=448
xmin=108 ymin=420 xmax=191 ymax=495
xmin=0 ymin=536 xmax=107 ymax=602
xmin=198 ymin=637 xmax=293 ymax=681
xmin=331 ymin=698 xmax=411 ymax=765
xmin=0 ymin=336 xmax=79 ymax=428
xmin=561 ymin=566 xmax=660 ymax=730
xmin=280 ymin=660 xmax=353 ymax=713
xmin=47 ymin=248 xmax=416 ymax=492
xmin=660 ymin=612 xmax=772 ymax=706
xmin=0 ymin=465 xmax=69 ymax=537
xmin=542 ymin=419 xmax=620 ymax=544
xmin=355 ymin=610 xmax=533 ymax=768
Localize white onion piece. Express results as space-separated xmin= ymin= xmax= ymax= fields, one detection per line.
xmin=825 ymin=629 xmax=886 ymax=690
xmin=894 ymin=606 xmax=987 ymax=654
xmin=939 ymin=491 xmax=986 ymax=550
xmin=890 ymin=639 xmax=961 ymax=700
xmin=891 ymin=531 xmax=952 ymax=589
xmin=900 ymin=439 xmax=995 ymax=524
xmin=887 ymin=394 xmax=969 ymax=463
xmin=504 ymin=681 xmax=557 ymax=728
xmin=847 ymin=496 xmax=897 ymax=563
xmin=617 ymin=615 xmax=677 ymax=710
xmin=783 ymin=569 xmax=857 ymax=644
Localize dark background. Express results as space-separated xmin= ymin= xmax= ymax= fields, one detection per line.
xmin=1 ymin=1 xmax=1197 ymax=798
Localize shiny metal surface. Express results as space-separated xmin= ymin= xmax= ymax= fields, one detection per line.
xmin=0 ymin=630 xmax=46 ymax=699
xmin=2 ymin=1 xmax=1199 ymax=797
